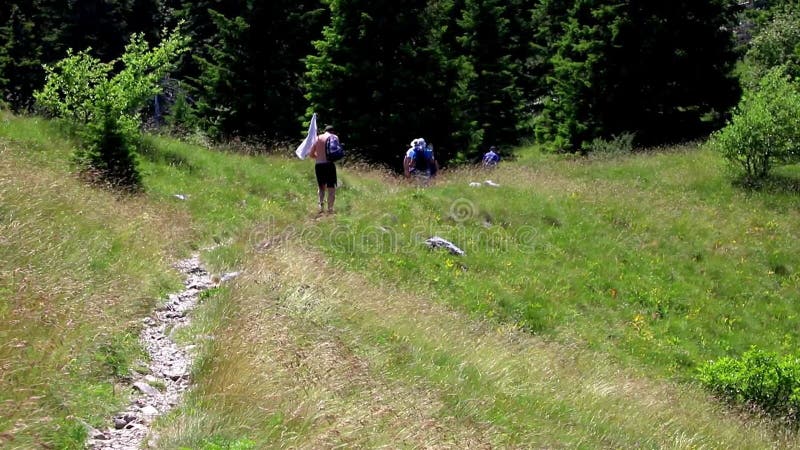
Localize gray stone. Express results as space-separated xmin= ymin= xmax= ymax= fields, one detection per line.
xmin=164 ymin=369 xmax=187 ymax=381
xmin=133 ymin=381 xmax=160 ymax=397
xmin=425 ymin=236 xmax=466 ymax=256
xmin=91 ymin=251 xmax=230 ymax=450
xmin=220 ymin=271 xmax=241 ymax=283
xmin=140 ymin=405 xmax=159 ymax=416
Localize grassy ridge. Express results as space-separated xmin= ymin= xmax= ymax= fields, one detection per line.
xmin=3 ymin=113 xmax=800 ymax=447
xmin=144 ymin=138 xmax=800 ymax=446
xmin=157 ymin=242 xmax=800 ymax=448
xmin=310 ymin=146 xmax=800 ymax=379
xmin=0 ymin=114 xmax=189 ymax=448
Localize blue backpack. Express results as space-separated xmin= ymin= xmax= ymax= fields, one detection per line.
xmin=413 ymin=144 xmax=434 ymax=172
xmin=325 ymin=135 xmax=345 ymax=162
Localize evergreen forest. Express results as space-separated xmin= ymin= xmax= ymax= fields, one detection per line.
xmin=4 ymin=0 xmax=794 ymax=168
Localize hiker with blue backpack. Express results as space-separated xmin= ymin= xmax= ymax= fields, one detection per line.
xmin=482 ymin=146 xmax=500 ymax=168
xmin=309 ymin=124 xmax=344 ymax=213
xmin=403 ymin=138 xmax=438 ymax=180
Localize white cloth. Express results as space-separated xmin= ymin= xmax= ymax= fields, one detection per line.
xmin=295 ymin=113 xmax=318 ymax=159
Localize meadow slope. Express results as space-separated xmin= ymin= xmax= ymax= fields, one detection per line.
xmin=2 ymin=113 xmax=800 ymax=448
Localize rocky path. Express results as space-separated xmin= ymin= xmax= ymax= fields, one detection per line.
xmin=86 ymin=253 xmax=237 ymax=450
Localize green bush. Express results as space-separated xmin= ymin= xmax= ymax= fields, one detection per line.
xmin=34 ymin=27 xmax=187 ymax=188
xmin=586 ymin=132 xmax=635 ymax=156
xmin=698 ymin=347 xmax=800 ymax=418
xmin=743 ymin=4 xmax=800 ymax=88
xmin=711 ymin=67 xmax=800 ymax=182
xmin=76 ymin=103 xmax=142 ymax=187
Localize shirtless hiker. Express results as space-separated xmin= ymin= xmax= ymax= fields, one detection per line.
xmin=310 ymin=125 xmax=338 ymax=213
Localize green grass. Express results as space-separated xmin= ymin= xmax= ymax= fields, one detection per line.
xmin=308 ymin=144 xmax=800 ymax=380
xmin=4 ymin=111 xmax=800 ymax=447
xmin=0 ymin=114 xmax=188 ymax=447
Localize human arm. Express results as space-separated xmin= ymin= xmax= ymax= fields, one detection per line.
xmin=309 ymin=136 xmax=320 ymax=160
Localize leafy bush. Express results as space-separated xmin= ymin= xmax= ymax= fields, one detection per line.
xmin=586 ymin=132 xmax=635 ymax=156
xmin=743 ymin=4 xmax=800 ymax=88
xmin=76 ymin=102 xmax=142 ymax=187
xmin=166 ymin=89 xmax=198 ymax=133
xmin=698 ymin=347 xmax=800 ymax=418
xmin=710 ymin=67 xmax=800 ymax=182
xmin=35 ymin=27 xmax=187 ymax=187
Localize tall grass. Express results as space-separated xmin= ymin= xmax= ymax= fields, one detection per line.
xmin=0 ymin=114 xmax=189 ymax=448
xmin=4 ymin=111 xmax=800 ymax=447
xmin=309 ymin=145 xmax=800 ymax=381
xmin=155 ymin=241 xmax=800 ymax=448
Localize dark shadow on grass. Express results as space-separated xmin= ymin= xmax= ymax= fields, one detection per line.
xmin=138 ymin=141 xmax=197 ymax=173
xmin=733 ymin=174 xmax=800 ymax=195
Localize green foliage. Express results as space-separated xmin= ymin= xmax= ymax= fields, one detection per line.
xmin=179 ymin=1 xmax=324 ymax=140
xmin=47 ymin=417 xmax=88 ymax=450
xmin=0 ymin=0 xmax=166 ymax=111
xmin=78 ymin=103 xmax=143 ymax=187
xmin=0 ymin=4 xmax=45 ymax=109
xmin=698 ymin=347 xmax=800 ymax=418
xmin=191 ymin=9 xmax=249 ymax=138
xmin=454 ymin=0 xmax=538 ymax=153
xmin=536 ymin=0 xmax=739 ymax=152
xmin=743 ymin=3 xmax=800 ymax=87
xmin=94 ymin=331 xmax=145 ymax=378
xmin=305 ymin=0 xmax=475 ymax=166
xmin=166 ymin=88 xmax=198 ymax=132
xmin=711 ymin=67 xmax=800 ymax=182
xmin=34 ymin=50 xmax=113 ymax=124
xmin=586 ymin=131 xmax=635 ymax=156
xmin=535 ymin=0 xmax=623 ymax=152
xmin=34 ymin=27 xmax=188 ymax=187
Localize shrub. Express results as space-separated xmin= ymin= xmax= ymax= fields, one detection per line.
xmin=34 ymin=27 xmax=187 ymax=188
xmin=743 ymin=4 xmax=800 ymax=88
xmin=77 ymin=103 xmax=142 ymax=187
xmin=586 ymin=132 xmax=635 ymax=156
xmin=711 ymin=67 xmax=800 ymax=182
xmin=698 ymin=347 xmax=800 ymax=419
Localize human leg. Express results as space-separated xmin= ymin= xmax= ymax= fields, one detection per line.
xmin=326 ymin=163 xmax=338 ymax=213
xmin=327 ymin=187 xmax=336 ymax=212
xmin=318 ymin=185 xmax=326 ymax=211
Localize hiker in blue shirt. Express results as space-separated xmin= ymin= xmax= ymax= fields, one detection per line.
xmin=404 ymin=138 xmax=438 ymax=179
xmin=482 ymin=146 xmax=500 ymax=168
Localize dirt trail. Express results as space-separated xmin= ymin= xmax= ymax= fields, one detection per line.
xmin=86 ymin=253 xmax=237 ymax=449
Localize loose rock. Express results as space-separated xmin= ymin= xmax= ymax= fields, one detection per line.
xmin=425 ymin=236 xmax=466 ymax=256
xmin=87 ymin=252 xmax=232 ymax=450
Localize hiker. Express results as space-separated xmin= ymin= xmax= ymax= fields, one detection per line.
xmin=404 ymin=138 xmax=438 ymax=180
xmin=482 ymin=146 xmax=500 ymax=168
xmin=309 ymin=125 xmax=340 ymax=213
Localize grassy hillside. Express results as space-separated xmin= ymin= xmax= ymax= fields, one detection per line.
xmin=0 ymin=114 xmax=190 ymax=447
xmin=2 ymin=112 xmax=800 ymax=448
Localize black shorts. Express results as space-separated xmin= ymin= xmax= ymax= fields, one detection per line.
xmin=315 ymin=162 xmax=337 ymax=188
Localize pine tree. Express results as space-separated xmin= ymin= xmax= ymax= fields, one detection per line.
xmin=0 ymin=4 xmax=44 ymax=109
xmin=455 ymin=0 xmax=538 ymax=152
xmin=615 ymin=0 xmax=740 ymax=144
xmin=537 ymin=0 xmax=740 ymax=152
xmin=306 ymin=0 xmax=474 ymax=165
xmin=192 ymin=0 xmax=325 ymax=139
xmin=0 ymin=0 xmax=165 ymax=110
xmin=536 ymin=0 xmax=623 ymax=151
xmin=192 ymin=7 xmax=249 ymax=137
